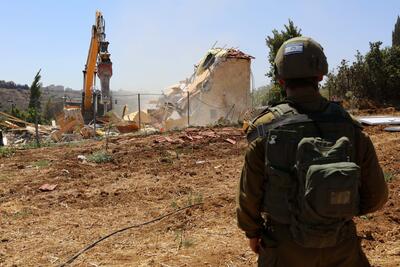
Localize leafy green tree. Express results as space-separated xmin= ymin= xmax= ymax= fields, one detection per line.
xmin=365 ymin=42 xmax=386 ymax=100
xmin=265 ymin=19 xmax=302 ymax=103
xmin=43 ymin=97 xmax=53 ymax=121
xmin=252 ymin=85 xmax=271 ymax=106
xmin=384 ymin=45 xmax=400 ymax=100
xmin=322 ymin=41 xmax=400 ymax=107
xmin=266 ymin=19 xmax=302 ymax=81
xmin=11 ymin=107 xmax=28 ymax=121
xmin=28 ymin=70 xmax=42 ymax=110
xmin=392 ymin=16 xmax=400 ymax=47
xmin=27 ymin=70 xmax=42 ymax=124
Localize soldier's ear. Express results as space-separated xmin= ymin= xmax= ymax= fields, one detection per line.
xmin=279 ymin=79 xmax=285 ymax=86
xmin=317 ymin=75 xmax=323 ymax=81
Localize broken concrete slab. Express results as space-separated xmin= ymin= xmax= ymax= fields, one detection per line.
xmin=358 ymin=116 xmax=400 ymax=125
xmin=384 ymin=126 xmax=400 ymax=132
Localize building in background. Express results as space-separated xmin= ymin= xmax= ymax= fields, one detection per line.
xmin=156 ymin=48 xmax=254 ymax=129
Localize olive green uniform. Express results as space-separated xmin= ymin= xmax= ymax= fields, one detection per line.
xmin=236 ymin=94 xmax=388 ymax=267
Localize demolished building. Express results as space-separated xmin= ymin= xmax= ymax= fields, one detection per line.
xmin=155 ymin=48 xmax=254 ymax=129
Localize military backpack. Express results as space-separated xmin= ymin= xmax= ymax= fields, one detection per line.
xmin=248 ymin=101 xmax=361 ymax=248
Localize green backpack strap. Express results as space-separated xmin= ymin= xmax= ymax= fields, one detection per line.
xmin=246 ymin=101 xmax=361 ymax=143
xmin=269 ymin=102 xmax=299 ymax=117
xmin=246 ymin=102 xmax=298 ymax=142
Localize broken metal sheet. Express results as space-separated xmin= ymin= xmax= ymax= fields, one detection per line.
xmin=357 ymin=116 xmax=400 ymax=125
xmin=384 ymin=126 xmax=400 ymax=132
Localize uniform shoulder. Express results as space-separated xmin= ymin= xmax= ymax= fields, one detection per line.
xmin=350 ymin=115 xmax=363 ymax=129
xmin=246 ymin=111 xmax=276 ymax=134
xmin=327 ymin=101 xmax=363 ymax=129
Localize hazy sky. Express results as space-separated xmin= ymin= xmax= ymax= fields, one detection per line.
xmin=1 ymin=1 xmax=399 ymax=93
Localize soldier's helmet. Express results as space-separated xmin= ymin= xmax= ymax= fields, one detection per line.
xmin=274 ymin=36 xmax=328 ymax=80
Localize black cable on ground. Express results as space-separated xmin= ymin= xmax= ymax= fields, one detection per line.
xmin=58 ymin=203 xmax=203 ymax=267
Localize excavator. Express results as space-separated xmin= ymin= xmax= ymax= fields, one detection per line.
xmin=81 ymin=11 xmax=113 ymax=123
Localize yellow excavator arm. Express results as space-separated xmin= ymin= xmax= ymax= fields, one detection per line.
xmin=82 ymin=11 xmax=112 ymax=119
xmin=83 ymin=23 xmax=99 ymax=110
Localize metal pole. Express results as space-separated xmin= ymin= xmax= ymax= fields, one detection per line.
xmin=138 ymin=93 xmax=141 ymax=129
xmin=35 ymin=98 xmax=40 ymax=147
xmin=187 ymin=91 xmax=190 ymax=127
xmin=93 ymin=90 xmax=97 ymax=138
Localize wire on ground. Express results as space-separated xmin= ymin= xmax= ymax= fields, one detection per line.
xmin=58 ymin=202 xmax=203 ymax=267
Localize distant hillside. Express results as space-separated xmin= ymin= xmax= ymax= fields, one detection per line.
xmin=0 ymin=82 xmax=160 ymax=119
xmin=0 ymin=80 xmax=29 ymax=90
xmin=0 ymin=84 xmax=81 ymax=113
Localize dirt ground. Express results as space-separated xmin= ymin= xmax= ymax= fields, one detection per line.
xmin=0 ymin=123 xmax=399 ymax=267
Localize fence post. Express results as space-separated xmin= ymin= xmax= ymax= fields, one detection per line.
xmin=138 ymin=93 xmax=141 ymax=129
xmin=34 ymin=98 xmax=40 ymax=147
xmin=187 ymin=91 xmax=190 ymax=127
xmin=93 ymin=90 xmax=97 ymax=138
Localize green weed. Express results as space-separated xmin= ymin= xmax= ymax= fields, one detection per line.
xmin=32 ymin=159 xmax=50 ymax=168
xmin=10 ymin=208 xmax=32 ymax=219
xmin=0 ymin=147 xmax=15 ymax=158
xmin=186 ymin=192 xmax=203 ymax=206
xmin=171 ymin=192 xmax=203 ymax=209
xmin=174 ymin=229 xmax=195 ymax=249
xmin=87 ymin=150 xmax=112 ymax=163
xmin=360 ymin=215 xmax=372 ymax=220
xmin=384 ymin=172 xmax=395 ymax=182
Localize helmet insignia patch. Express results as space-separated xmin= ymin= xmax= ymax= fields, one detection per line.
xmin=284 ymin=43 xmax=304 ymax=55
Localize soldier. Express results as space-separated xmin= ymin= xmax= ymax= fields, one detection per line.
xmin=236 ymin=37 xmax=388 ymax=267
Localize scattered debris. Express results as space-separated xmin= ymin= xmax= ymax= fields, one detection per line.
xmin=39 ymin=184 xmax=58 ymax=192
xmin=224 ymin=138 xmax=236 ymax=145
xmin=77 ymin=155 xmax=87 ymax=162
xmin=358 ymin=116 xmax=400 ymax=125
xmin=384 ymin=126 xmax=400 ymax=132
xmin=116 ymin=123 xmax=139 ymax=134
xmin=196 ymin=160 xmax=206 ymax=165
xmin=61 ymin=169 xmax=70 ymax=175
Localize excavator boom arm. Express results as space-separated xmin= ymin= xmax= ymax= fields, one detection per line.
xmin=82 ymin=11 xmax=112 ymax=114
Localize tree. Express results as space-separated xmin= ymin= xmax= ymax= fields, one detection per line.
xmin=28 ymin=70 xmax=42 ymax=147
xmin=252 ymin=85 xmax=272 ymax=106
xmin=322 ymin=41 xmax=400 ymax=107
xmin=43 ymin=97 xmax=52 ymax=121
xmin=266 ymin=19 xmax=302 ymax=81
xmin=265 ymin=19 xmax=302 ymax=103
xmin=392 ymin=16 xmax=400 ymax=47
xmin=28 ymin=70 xmax=42 ymax=110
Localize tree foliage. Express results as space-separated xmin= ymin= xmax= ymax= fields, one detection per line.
xmin=252 ymin=85 xmax=271 ymax=106
xmin=263 ymin=19 xmax=302 ymax=104
xmin=392 ymin=16 xmax=400 ymax=47
xmin=28 ymin=70 xmax=42 ymax=110
xmin=322 ymin=43 xmax=400 ymax=106
xmin=266 ymin=19 xmax=302 ymax=81
xmin=27 ymin=70 xmax=42 ymax=123
xmin=0 ymin=80 xmax=29 ymax=90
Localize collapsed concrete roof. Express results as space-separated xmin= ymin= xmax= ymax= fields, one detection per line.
xmin=195 ymin=48 xmax=254 ymax=76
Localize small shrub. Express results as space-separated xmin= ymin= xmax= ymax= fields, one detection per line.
xmin=87 ymin=150 xmax=112 ymax=163
xmin=32 ymin=159 xmax=49 ymax=168
xmin=0 ymin=147 xmax=16 ymax=158
xmin=174 ymin=229 xmax=195 ymax=249
xmin=384 ymin=172 xmax=395 ymax=182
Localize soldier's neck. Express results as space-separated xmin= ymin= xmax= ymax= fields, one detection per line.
xmin=286 ymin=86 xmax=320 ymax=98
